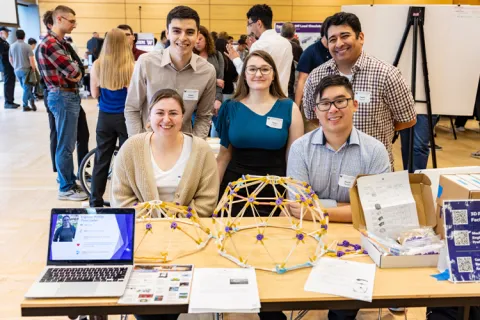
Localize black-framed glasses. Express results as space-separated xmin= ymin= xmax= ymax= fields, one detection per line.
xmin=316 ymin=97 xmax=353 ymax=111
xmin=247 ymin=20 xmax=256 ymax=27
xmin=60 ymin=16 xmax=77 ymax=25
xmin=245 ymin=66 xmax=273 ymax=75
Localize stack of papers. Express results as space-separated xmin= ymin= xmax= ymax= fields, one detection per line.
xmin=304 ymin=258 xmax=376 ymax=302
xmin=118 ymin=265 xmax=193 ymax=305
xmin=357 ymin=171 xmax=419 ymax=235
xmin=188 ymin=268 xmax=261 ymax=313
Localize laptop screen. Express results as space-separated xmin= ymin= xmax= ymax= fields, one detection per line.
xmin=47 ymin=208 xmax=135 ymax=265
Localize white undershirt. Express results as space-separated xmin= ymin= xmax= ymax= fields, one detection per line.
xmin=150 ymin=134 xmax=193 ymax=202
xmin=339 ymin=71 xmax=353 ymax=82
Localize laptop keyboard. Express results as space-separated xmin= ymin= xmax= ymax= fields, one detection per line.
xmin=40 ymin=267 xmax=128 ymax=283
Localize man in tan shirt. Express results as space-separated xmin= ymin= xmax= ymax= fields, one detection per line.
xmin=125 ymin=6 xmax=216 ymax=138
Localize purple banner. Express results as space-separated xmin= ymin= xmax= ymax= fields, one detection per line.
xmin=444 ymin=200 xmax=480 ymax=282
xmin=274 ymin=22 xmax=322 ymax=34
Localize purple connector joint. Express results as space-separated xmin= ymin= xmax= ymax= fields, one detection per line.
xmin=296 ymin=233 xmax=305 ymax=241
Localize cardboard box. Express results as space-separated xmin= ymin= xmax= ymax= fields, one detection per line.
xmin=350 ymin=173 xmax=438 ymax=268
xmin=350 ymin=174 xmax=436 ymax=230
xmin=435 ymin=174 xmax=480 ymax=238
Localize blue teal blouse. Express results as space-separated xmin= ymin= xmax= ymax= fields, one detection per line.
xmin=216 ymin=99 xmax=293 ymax=150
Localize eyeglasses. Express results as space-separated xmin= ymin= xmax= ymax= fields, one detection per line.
xmin=316 ymin=97 xmax=353 ymax=111
xmin=247 ymin=20 xmax=256 ymax=27
xmin=60 ymin=16 xmax=77 ymax=25
xmin=245 ymin=66 xmax=273 ymax=75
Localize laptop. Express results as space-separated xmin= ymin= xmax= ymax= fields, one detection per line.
xmin=25 ymin=208 xmax=135 ymax=298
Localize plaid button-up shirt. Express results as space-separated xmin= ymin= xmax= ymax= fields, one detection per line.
xmin=303 ymin=51 xmax=416 ymax=167
xmin=37 ymin=30 xmax=81 ymax=90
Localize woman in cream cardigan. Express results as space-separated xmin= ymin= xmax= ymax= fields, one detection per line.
xmin=111 ymin=89 xmax=219 ymax=217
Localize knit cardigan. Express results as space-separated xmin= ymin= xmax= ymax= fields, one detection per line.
xmin=111 ymin=132 xmax=219 ymax=217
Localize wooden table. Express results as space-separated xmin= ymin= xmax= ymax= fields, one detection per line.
xmin=21 ymin=218 xmax=480 ymax=318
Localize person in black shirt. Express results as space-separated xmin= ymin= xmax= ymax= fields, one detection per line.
xmin=0 ymin=26 xmax=19 ymax=109
xmin=86 ymin=32 xmax=101 ymax=62
xmin=53 ymin=215 xmax=76 ymax=242
xmin=294 ymin=17 xmax=332 ymax=108
xmin=280 ymin=22 xmax=304 ymax=100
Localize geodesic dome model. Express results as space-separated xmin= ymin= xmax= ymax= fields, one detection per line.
xmin=212 ymin=175 xmax=331 ymax=273
xmin=134 ymin=200 xmax=213 ymax=263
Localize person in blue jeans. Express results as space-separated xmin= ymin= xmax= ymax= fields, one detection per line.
xmin=400 ymin=114 xmax=438 ymax=171
xmin=37 ymin=5 xmax=88 ymax=201
xmin=8 ymin=29 xmax=36 ymax=111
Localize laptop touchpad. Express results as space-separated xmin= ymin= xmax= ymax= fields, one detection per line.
xmin=56 ymin=283 xmax=100 ymax=297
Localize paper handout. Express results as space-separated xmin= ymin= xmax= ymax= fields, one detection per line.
xmin=188 ymin=268 xmax=261 ymax=313
xmin=118 ymin=265 xmax=193 ymax=305
xmin=357 ymin=171 xmax=419 ymax=235
xmin=304 ymin=258 xmax=376 ymax=302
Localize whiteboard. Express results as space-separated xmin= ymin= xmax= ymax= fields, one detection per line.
xmin=0 ymin=0 xmax=19 ymax=27
xmin=342 ymin=5 xmax=480 ymax=116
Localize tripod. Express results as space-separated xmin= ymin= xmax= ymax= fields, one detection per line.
xmin=393 ymin=6 xmax=437 ymax=173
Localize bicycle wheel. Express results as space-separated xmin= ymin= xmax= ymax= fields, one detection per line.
xmin=79 ymin=147 xmax=119 ymax=207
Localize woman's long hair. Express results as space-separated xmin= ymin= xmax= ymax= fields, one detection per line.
xmin=215 ymin=38 xmax=230 ymax=72
xmin=95 ymin=28 xmax=134 ymax=90
xmin=233 ymin=50 xmax=286 ymax=101
xmin=193 ymin=25 xmax=216 ymax=56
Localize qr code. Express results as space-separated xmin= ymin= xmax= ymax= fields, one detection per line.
xmin=454 ymin=231 xmax=470 ymax=246
xmin=452 ymin=210 xmax=468 ymax=225
xmin=457 ymin=257 xmax=473 ymax=273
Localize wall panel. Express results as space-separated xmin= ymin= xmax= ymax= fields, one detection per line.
xmin=292 ymin=6 xmax=341 ymax=21
xmin=39 ymin=0 xmax=468 ymax=54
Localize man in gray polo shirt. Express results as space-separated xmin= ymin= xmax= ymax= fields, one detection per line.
xmin=125 ymin=6 xmax=216 ymax=138
xmin=9 ymin=29 xmax=36 ymax=111
xmin=287 ymin=75 xmax=390 ymax=225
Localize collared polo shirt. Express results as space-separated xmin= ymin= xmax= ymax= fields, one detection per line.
xmin=287 ymin=126 xmax=391 ymax=203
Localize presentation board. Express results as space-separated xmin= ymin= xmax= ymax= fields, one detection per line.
xmin=342 ymin=5 xmax=480 ymax=116
xmin=0 ymin=0 xmax=19 ymax=27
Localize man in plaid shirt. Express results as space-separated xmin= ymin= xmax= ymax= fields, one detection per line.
xmin=303 ymin=12 xmax=416 ymax=169
xmin=37 ymin=5 xmax=88 ymax=201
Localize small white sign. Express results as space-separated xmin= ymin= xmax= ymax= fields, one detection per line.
xmin=135 ymin=33 xmax=155 ymax=52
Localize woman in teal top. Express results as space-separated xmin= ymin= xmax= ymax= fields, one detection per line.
xmin=216 ymin=50 xmax=304 ymax=217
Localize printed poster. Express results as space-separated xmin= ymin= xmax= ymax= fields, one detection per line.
xmin=443 ymin=200 xmax=480 ymax=283
xmin=274 ymin=22 xmax=322 ymax=50
xmin=118 ymin=264 xmax=194 ymax=304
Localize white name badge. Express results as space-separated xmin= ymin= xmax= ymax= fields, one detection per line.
xmin=338 ymin=174 xmax=355 ymax=188
xmin=183 ymin=89 xmax=199 ymax=101
xmin=266 ymin=117 xmax=283 ymax=129
xmin=355 ymin=91 xmax=371 ymax=104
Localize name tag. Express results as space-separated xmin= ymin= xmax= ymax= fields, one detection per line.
xmin=266 ymin=117 xmax=283 ymax=129
xmin=338 ymin=174 xmax=355 ymax=188
xmin=183 ymin=89 xmax=199 ymax=101
xmin=355 ymin=91 xmax=371 ymax=104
